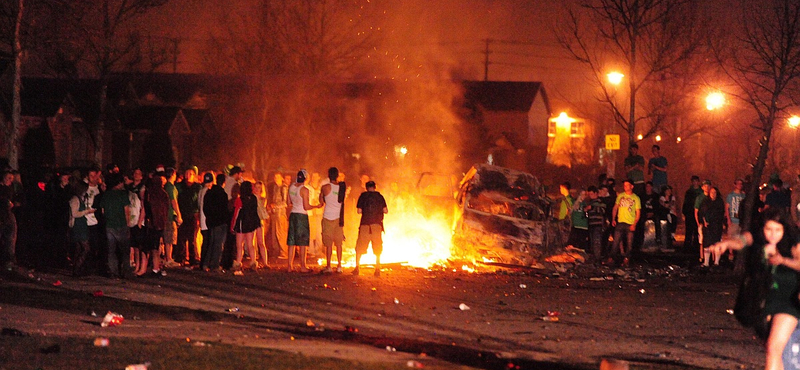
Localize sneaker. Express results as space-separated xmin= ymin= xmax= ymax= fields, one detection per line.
xmin=352 ymin=267 xmax=360 ymax=276
xmin=323 ymin=267 xmax=333 ymax=273
xmin=336 ymin=267 xmax=343 ymax=274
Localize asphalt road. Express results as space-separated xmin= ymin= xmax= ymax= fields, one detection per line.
xmin=0 ymin=257 xmax=762 ymax=370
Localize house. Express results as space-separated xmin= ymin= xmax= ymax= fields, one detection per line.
xmin=460 ymin=81 xmax=552 ymax=173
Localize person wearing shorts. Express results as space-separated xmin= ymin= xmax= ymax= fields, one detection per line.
xmin=354 ymin=181 xmax=388 ymax=277
xmin=286 ymin=169 xmax=322 ymax=272
xmin=320 ymin=167 xmax=346 ymax=273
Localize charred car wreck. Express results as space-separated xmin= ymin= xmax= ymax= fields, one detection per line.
xmin=452 ymin=164 xmax=563 ymax=266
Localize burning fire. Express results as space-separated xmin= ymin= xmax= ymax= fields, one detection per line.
xmin=344 ymin=190 xmax=454 ymax=268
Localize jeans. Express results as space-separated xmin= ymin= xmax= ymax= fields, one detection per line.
xmin=589 ymin=226 xmax=604 ymax=259
xmin=106 ymin=227 xmax=130 ymax=278
xmin=203 ymin=224 xmax=226 ymax=270
xmin=612 ymin=222 xmax=634 ymax=257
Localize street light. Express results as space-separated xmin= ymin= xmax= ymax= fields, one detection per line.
xmin=706 ymin=91 xmax=726 ymax=110
xmin=789 ymin=115 xmax=800 ymax=129
xmin=607 ymin=72 xmax=624 ymax=85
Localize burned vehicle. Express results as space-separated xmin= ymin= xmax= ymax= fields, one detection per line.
xmin=451 ymin=164 xmax=560 ymax=266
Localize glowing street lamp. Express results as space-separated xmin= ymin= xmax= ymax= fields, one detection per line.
xmin=789 ymin=115 xmax=800 ymax=129
xmin=607 ymin=72 xmax=624 ymax=85
xmin=706 ymin=91 xmax=726 ymax=110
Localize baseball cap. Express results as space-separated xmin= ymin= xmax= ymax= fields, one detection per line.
xmin=229 ymin=166 xmax=243 ymax=176
xmin=297 ymin=169 xmax=309 ymax=183
xmin=203 ymin=172 xmax=214 ymax=184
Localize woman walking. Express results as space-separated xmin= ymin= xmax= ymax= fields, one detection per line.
xmin=711 ymin=208 xmax=800 ymax=370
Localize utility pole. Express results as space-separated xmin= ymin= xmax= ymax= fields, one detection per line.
xmin=482 ymin=38 xmax=492 ymax=81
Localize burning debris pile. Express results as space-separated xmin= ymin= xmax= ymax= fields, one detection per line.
xmin=451 ymin=164 xmax=568 ymax=268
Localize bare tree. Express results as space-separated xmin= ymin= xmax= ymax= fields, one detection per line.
xmin=1 ymin=0 xmax=70 ymax=169
xmin=57 ymin=0 xmax=169 ymax=165
xmin=714 ymin=0 xmax=800 ymax=231
xmin=203 ymin=0 xmax=380 ymax=170
xmin=557 ymin=0 xmax=705 ymax=145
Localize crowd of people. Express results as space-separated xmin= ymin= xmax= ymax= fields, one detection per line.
xmin=557 ymin=143 xmax=800 ymax=269
xmin=0 ymin=163 xmax=389 ymax=278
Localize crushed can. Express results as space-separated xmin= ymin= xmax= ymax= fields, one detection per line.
xmin=101 ymin=311 xmax=124 ymax=327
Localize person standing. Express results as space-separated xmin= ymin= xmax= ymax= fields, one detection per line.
xmin=726 ymin=178 xmax=746 ymax=237
xmin=353 ymin=180 xmax=388 ymax=276
xmin=68 ymin=182 xmax=94 ymax=276
xmin=648 ymin=145 xmax=668 ymax=193
xmin=319 ymin=167 xmax=346 ymax=273
xmin=567 ymin=190 xmax=589 ymax=251
xmin=143 ymin=174 xmax=170 ymax=277
xmin=201 ymin=174 xmax=229 ymax=272
xmin=97 ymin=174 xmax=131 ymax=278
xmin=585 ymin=186 xmax=608 ymax=261
xmin=253 ymin=181 xmax=270 ymax=269
xmin=230 ymin=181 xmax=261 ymax=272
xmin=268 ymin=173 xmax=288 ymax=260
xmin=556 ymin=182 xmax=575 ymax=248
xmin=658 ymin=186 xmax=678 ymax=251
xmin=85 ymin=167 xmax=105 ymax=275
xmin=624 ymin=144 xmax=646 ymax=197
xmin=700 ymin=187 xmax=726 ymax=267
xmin=162 ymin=168 xmax=183 ymax=268
xmin=611 ymin=179 xmax=641 ymax=267
xmin=695 ymin=180 xmax=712 ymax=259
xmin=286 ymin=169 xmax=322 ymax=272
xmin=176 ymin=167 xmax=202 ymax=266
xmin=197 ymin=172 xmax=213 ymax=270
xmin=765 ymin=179 xmax=792 ymax=215
xmin=307 ymin=172 xmax=323 ymax=258
xmin=128 ymin=169 xmax=147 ymax=276
xmin=682 ymin=176 xmax=703 ymax=253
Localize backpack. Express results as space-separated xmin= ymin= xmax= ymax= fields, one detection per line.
xmin=127 ymin=190 xmax=142 ymax=228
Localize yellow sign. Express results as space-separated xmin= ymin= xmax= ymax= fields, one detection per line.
xmin=605 ymin=134 xmax=621 ymax=150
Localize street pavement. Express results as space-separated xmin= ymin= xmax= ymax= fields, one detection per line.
xmin=0 ymin=257 xmax=763 ymax=370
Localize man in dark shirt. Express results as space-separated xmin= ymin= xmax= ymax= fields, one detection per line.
xmin=765 ymin=179 xmax=792 ymax=215
xmin=202 ymin=174 xmax=230 ymax=272
xmin=682 ymin=175 xmax=702 ymax=253
xmin=97 ymin=174 xmax=130 ymax=278
xmin=353 ymin=181 xmax=388 ymax=277
xmin=176 ymin=167 xmax=202 ymax=266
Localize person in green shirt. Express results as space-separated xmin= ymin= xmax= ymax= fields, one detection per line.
xmin=556 ymin=182 xmax=575 ymax=249
xmin=611 ymin=179 xmax=641 ymax=266
xmin=567 ymin=190 xmax=589 ymax=250
xmin=694 ymin=179 xmax=711 ymax=257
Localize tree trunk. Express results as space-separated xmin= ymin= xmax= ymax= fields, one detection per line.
xmin=740 ymin=124 xmax=774 ymax=233
xmin=9 ymin=0 xmax=24 ymax=170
